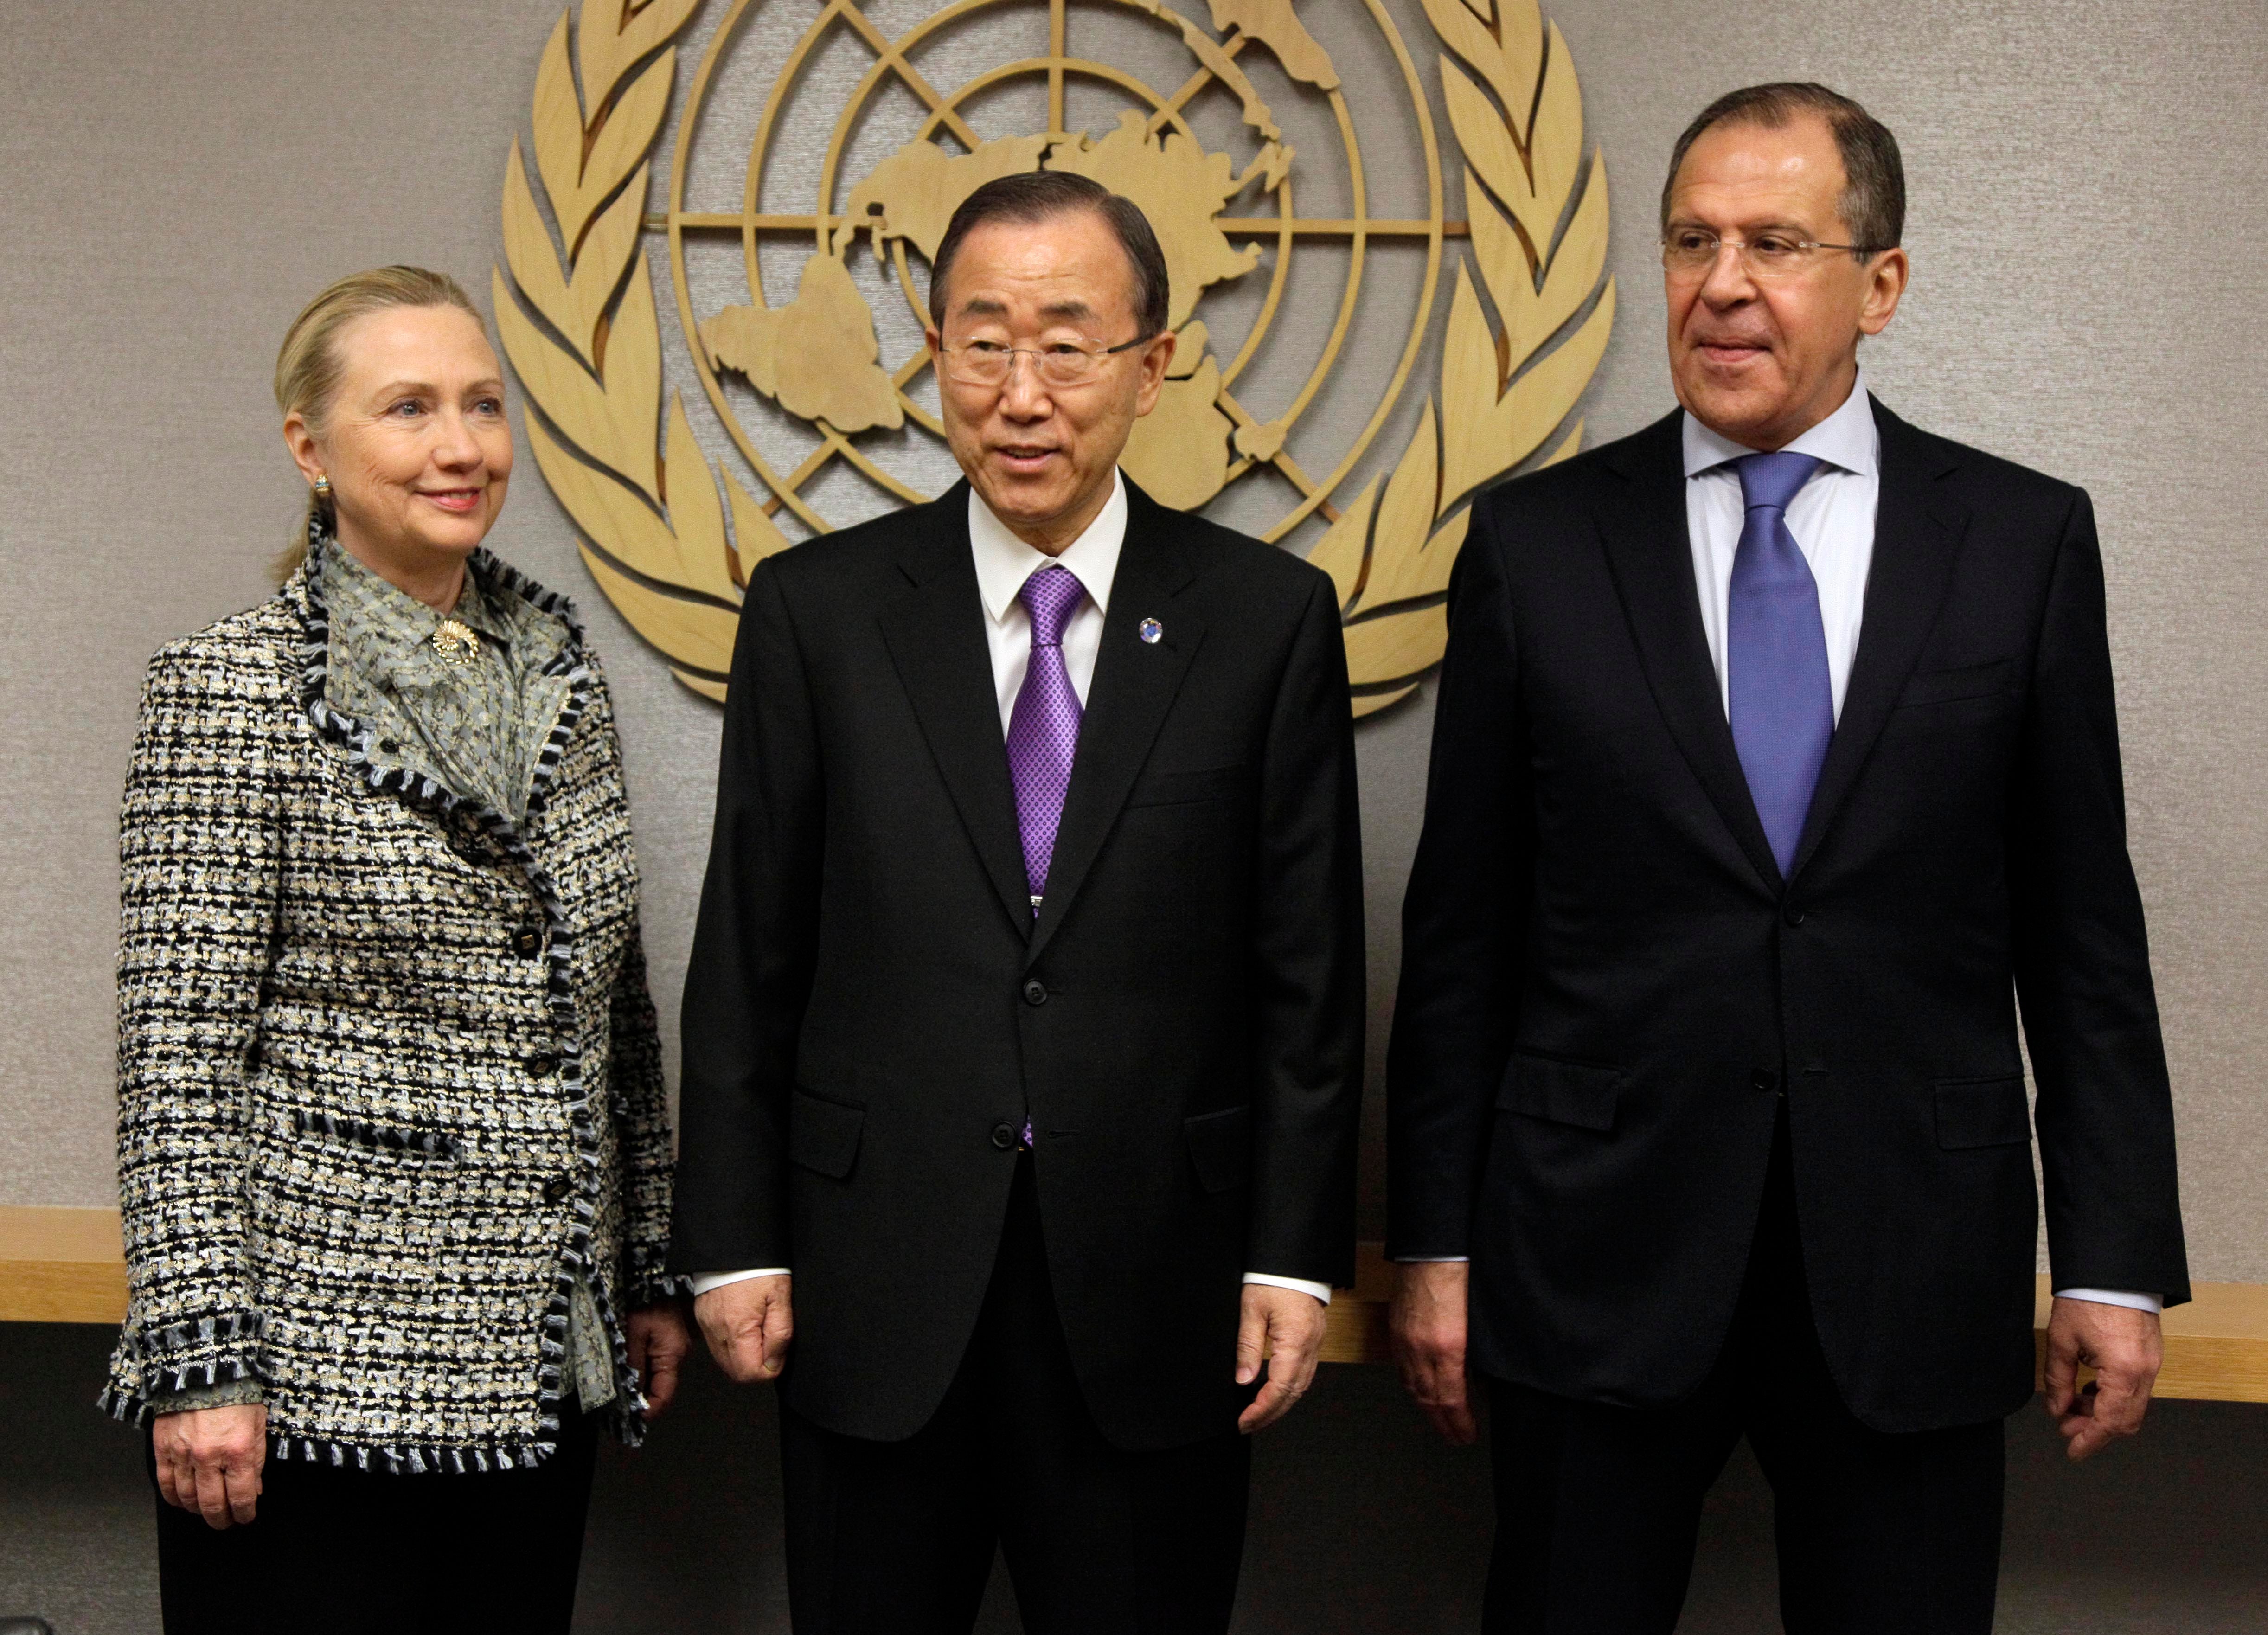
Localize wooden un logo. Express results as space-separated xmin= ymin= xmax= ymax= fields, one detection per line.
xmin=496 ymin=0 xmax=1612 ymax=715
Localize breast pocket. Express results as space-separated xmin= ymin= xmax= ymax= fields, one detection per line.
xmin=1126 ymin=764 xmax=1247 ymax=809
xmin=1897 ymin=659 xmax=2013 ymax=709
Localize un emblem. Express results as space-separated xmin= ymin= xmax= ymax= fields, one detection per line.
xmin=497 ymin=0 xmax=1613 ymax=715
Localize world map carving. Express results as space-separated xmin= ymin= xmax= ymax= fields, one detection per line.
xmin=495 ymin=0 xmax=1615 ymax=716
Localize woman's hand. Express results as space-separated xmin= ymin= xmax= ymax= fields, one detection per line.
xmin=153 ymin=1404 xmax=268 ymax=1529
xmin=626 ymin=1301 xmax=694 ymax=1421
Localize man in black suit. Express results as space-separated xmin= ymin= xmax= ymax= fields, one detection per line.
xmin=671 ymin=171 xmax=1363 ymax=1633
xmin=1387 ymin=84 xmax=2188 ymax=1633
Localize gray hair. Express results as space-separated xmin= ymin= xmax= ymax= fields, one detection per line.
xmin=928 ymin=171 xmax=1171 ymax=341
xmin=1661 ymin=83 xmax=1905 ymax=256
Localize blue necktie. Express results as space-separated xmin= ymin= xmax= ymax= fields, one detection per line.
xmin=1727 ymin=451 xmax=1830 ymax=876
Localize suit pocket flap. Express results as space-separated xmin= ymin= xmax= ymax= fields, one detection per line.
xmin=789 ymin=1088 xmax=865 ymax=1179
xmin=1934 ymin=1076 xmax=2031 ymax=1149
xmin=1183 ymin=1105 xmax=1252 ymax=1193
xmin=290 ymin=1109 xmax=459 ymax=1161
xmin=1498 ymin=1052 xmax=1621 ymax=1132
xmin=1898 ymin=659 xmax=2012 ymax=707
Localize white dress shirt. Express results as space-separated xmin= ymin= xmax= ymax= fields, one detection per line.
xmin=1403 ymin=377 xmax=2158 ymax=1316
xmin=696 ymin=471 xmax=1331 ymax=1307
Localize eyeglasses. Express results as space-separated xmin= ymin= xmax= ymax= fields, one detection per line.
xmin=1660 ymin=228 xmax=1891 ymax=281
xmin=935 ymin=334 xmax=1152 ymax=391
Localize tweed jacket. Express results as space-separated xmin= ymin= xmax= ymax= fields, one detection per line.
xmin=103 ymin=536 xmax=680 ymax=1472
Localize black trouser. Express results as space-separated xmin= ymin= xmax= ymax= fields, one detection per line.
xmin=150 ymin=1400 xmax=600 ymax=1635
xmin=782 ymin=1155 xmax=1253 ymax=1635
xmin=1483 ymin=1115 xmax=2006 ymax=1635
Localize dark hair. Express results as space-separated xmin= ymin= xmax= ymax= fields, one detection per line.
xmin=1660 ymin=83 xmax=1905 ymax=256
xmin=927 ymin=171 xmax=1171 ymax=341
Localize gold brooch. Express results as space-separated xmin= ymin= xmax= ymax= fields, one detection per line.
xmin=431 ymin=618 xmax=481 ymax=668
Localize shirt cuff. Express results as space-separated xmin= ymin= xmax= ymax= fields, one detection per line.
xmin=147 ymin=1376 xmax=267 ymax=1415
xmin=2052 ymin=1287 xmax=2163 ymax=1314
xmin=1392 ymin=1255 xmax=1471 ymax=1263
xmin=1243 ymin=1272 xmax=1332 ymax=1306
xmin=690 ymin=1268 xmax=791 ymax=1296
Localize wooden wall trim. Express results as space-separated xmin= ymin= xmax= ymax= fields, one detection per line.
xmin=8 ymin=1208 xmax=2264 ymax=1403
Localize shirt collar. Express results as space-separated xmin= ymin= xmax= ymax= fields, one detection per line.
xmin=1681 ymin=367 xmax=1879 ymax=481
xmin=967 ymin=468 xmax=1126 ymax=624
xmin=328 ymin=545 xmax=513 ymax=645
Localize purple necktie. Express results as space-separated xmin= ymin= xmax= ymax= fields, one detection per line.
xmin=1006 ymin=564 xmax=1087 ymax=915
xmin=1727 ymin=450 xmax=1830 ymax=876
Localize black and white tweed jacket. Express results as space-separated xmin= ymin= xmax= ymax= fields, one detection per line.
xmin=103 ymin=539 xmax=680 ymax=1471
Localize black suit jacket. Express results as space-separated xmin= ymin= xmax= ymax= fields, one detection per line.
xmin=672 ymin=478 xmax=1364 ymax=1449
xmin=1387 ymin=400 xmax=2189 ymax=1433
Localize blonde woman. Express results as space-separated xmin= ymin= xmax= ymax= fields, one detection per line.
xmin=105 ymin=266 xmax=690 ymax=1634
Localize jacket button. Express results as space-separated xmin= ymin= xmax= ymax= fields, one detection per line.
xmin=1752 ymin=1068 xmax=1779 ymax=1094
xmin=542 ymin=1174 xmax=572 ymax=1203
xmin=990 ymin=1121 xmax=1019 ymax=1150
xmin=513 ymin=927 xmax=544 ymax=957
xmin=379 ymin=737 xmax=401 ymax=754
xmin=1021 ymin=979 xmax=1048 ymax=1007
xmin=1783 ymin=904 xmax=1807 ymax=927
xmin=526 ymin=1052 xmax=560 ymax=1078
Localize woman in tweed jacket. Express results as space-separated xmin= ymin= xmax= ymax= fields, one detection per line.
xmin=108 ymin=267 xmax=690 ymax=1633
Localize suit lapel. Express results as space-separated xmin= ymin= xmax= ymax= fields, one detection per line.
xmin=1027 ymin=483 xmax=1205 ymax=962
xmin=876 ymin=486 xmax=1035 ymax=936
xmin=1788 ymin=400 xmax=1967 ymax=878
xmin=1595 ymin=412 xmax=1785 ymax=891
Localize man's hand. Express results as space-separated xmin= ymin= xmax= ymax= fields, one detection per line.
xmin=627 ymin=1300 xmax=694 ymax=1419
xmin=2044 ymin=1295 xmax=2162 ymax=1461
xmin=1390 ymin=1260 xmax=1477 ymax=1445
xmin=153 ymin=1403 xmax=268 ymax=1529
xmin=1236 ymin=1283 xmax=1329 ymax=1434
xmin=694 ymin=1274 xmax=794 ymax=1384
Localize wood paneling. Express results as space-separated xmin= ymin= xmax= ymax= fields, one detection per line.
xmin=0 ymin=1205 xmax=127 ymax=1324
xmin=10 ymin=1212 xmax=2261 ymax=1404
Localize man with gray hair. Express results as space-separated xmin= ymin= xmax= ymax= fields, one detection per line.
xmin=673 ymin=171 xmax=1364 ymax=1631
xmin=1389 ymin=83 xmax=2187 ymax=1631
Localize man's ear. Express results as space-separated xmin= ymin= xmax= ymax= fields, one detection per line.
xmin=1132 ymin=328 xmax=1177 ymax=417
xmin=1858 ymin=246 xmax=1909 ymax=337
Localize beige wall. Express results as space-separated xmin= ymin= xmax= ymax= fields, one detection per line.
xmin=4 ymin=0 xmax=2265 ymax=1297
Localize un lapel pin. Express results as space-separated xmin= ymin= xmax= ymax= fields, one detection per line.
xmin=1138 ymin=617 xmax=1163 ymax=645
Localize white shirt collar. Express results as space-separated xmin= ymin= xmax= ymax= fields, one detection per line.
xmin=967 ymin=468 xmax=1126 ymax=623
xmin=1681 ymin=367 xmax=1879 ymax=481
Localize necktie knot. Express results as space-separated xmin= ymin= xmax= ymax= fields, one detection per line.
xmin=1734 ymin=450 xmax=1822 ymax=517
xmin=1019 ymin=564 xmax=1085 ymax=648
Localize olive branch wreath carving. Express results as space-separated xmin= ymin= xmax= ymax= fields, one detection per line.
xmin=1313 ymin=0 xmax=1614 ymax=715
xmin=494 ymin=0 xmax=1613 ymax=715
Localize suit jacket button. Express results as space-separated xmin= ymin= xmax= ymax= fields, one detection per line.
xmin=1021 ymin=979 xmax=1048 ymax=1007
xmin=1783 ymin=904 xmax=1807 ymax=927
xmin=1752 ymin=1068 xmax=1780 ymax=1094
xmin=990 ymin=1121 xmax=1019 ymax=1150
xmin=513 ymin=927 xmax=544 ymax=957
xmin=526 ymin=1052 xmax=560 ymax=1078
xmin=542 ymin=1174 xmax=572 ymax=1203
